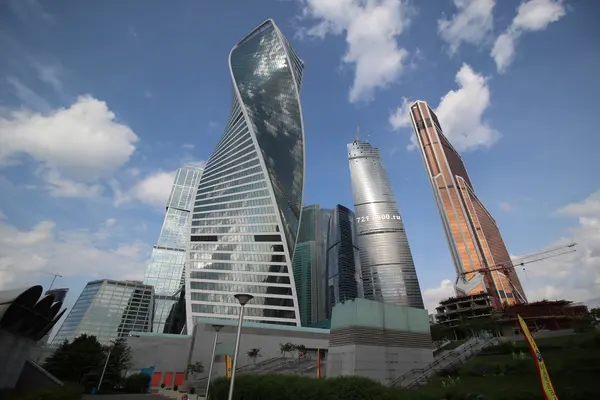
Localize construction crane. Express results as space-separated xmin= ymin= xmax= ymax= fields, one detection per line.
xmin=41 ymin=271 xmax=63 ymax=291
xmin=459 ymin=242 xmax=577 ymax=306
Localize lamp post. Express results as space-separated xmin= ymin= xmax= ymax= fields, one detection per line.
xmin=97 ymin=340 xmax=116 ymax=393
xmin=227 ymin=294 xmax=253 ymax=400
xmin=204 ymin=324 xmax=224 ymax=400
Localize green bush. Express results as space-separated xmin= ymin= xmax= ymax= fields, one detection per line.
xmin=209 ymin=374 xmax=402 ymax=400
xmin=124 ymin=373 xmax=151 ymax=393
xmin=13 ymin=383 xmax=84 ymax=400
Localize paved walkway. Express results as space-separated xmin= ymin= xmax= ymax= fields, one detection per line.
xmin=83 ymin=395 xmax=166 ymax=399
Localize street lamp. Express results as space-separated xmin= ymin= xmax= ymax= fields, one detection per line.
xmin=227 ymin=294 xmax=253 ymax=400
xmin=205 ymin=324 xmax=224 ymax=400
xmin=97 ymin=340 xmax=116 ymax=393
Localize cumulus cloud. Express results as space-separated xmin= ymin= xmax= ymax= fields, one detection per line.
xmin=0 ymin=219 xmax=149 ymax=290
xmin=297 ymin=0 xmax=412 ymax=103
xmin=518 ymin=190 xmax=600 ymax=305
xmin=0 ymin=95 xmax=139 ymax=197
xmin=389 ymin=63 xmax=498 ymax=152
xmin=438 ymin=0 xmax=496 ymax=55
xmin=115 ymin=170 xmax=177 ymax=208
xmin=422 ymin=279 xmax=456 ymax=314
xmin=491 ymin=0 xmax=566 ymax=72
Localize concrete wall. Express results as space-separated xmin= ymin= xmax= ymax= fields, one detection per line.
xmin=127 ymin=317 xmax=330 ymax=380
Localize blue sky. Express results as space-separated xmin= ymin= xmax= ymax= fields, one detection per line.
xmin=1 ymin=0 xmax=599 ymax=313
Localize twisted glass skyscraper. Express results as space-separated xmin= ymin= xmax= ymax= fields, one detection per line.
xmin=143 ymin=166 xmax=203 ymax=333
xmin=186 ymin=20 xmax=305 ymax=328
xmin=348 ymin=140 xmax=424 ymax=309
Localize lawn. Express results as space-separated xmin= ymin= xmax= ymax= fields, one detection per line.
xmin=399 ymin=331 xmax=600 ymax=400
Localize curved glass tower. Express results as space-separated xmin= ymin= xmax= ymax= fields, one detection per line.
xmin=186 ymin=20 xmax=305 ymax=328
xmin=347 ymin=140 xmax=424 ymax=309
xmin=326 ymin=204 xmax=363 ymax=319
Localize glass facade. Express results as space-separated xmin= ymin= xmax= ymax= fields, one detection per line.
xmin=51 ymin=280 xmax=153 ymax=346
xmin=143 ymin=166 xmax=202 ymax=333
xmin=326 ymin=204 xmax=364 ymax=318
xmin=292 ymin=205 xmax=331 ymax=326
xmin=348 ymin=140 xmax=425 ymax=309
xmin=186 ymin=19 xmax=305 ymax=329
xmin=410 ymin=101 xmax=526 ymax=308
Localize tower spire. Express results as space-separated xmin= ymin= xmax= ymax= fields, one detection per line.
xmin=354 ymin=122 xmax=360 ymax=143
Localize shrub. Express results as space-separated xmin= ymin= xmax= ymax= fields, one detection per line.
xmin=502 ymin=359 xmax=533 ymax=375
xmin=174 ymin=385 xmax=179 ymax=391
xmin=124 ymin=373 xmax=151 ymax=394
xmin=14 ymin=382 xmax=84 ymax=400
xmin=463 ymin=363 xmax=500 ymax=377
xmin=209 ymin=374 xmax=400 ymax=400
xmin=161 ymin=383 xmax=165 ymax=388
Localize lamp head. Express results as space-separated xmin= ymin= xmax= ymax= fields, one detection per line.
xmin=234 ymin=293 xmax=254 ymax=306
xmin=212 ymin=324 xmax=224 ymax=332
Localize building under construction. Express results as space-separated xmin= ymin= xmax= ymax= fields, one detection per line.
xmin=434 ymin=293 xmax=589 ymax=338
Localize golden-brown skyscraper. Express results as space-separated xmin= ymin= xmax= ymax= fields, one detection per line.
xmin=409 ymin=101 xmax=526 ymax=309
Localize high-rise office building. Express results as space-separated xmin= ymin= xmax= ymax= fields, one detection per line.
xmin=326 ymin=204 xmax=364 ymax=319
xmin=143 ymin=166 xmax=203 ymax=333
xmin=45 ymin=288 xmax=69 ymax=304
xmin=409 ymin=101 xmax=526 ymax=308
xmin=348 ymin=140 xmax=424 ymax=309
xmin=186 ymin=19 xmax=305 ymax=328
xmin=52 ymin=280 xmax=153 ymax=346
xmin=292 ymin=205 xmax=331 ymax=326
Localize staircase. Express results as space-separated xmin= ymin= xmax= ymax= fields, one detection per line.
xmin=389 ymin=336 xmax=499 ymax=388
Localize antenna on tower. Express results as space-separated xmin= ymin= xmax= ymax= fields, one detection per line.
xmin=354 ymin=122 xmax=360 ymax=143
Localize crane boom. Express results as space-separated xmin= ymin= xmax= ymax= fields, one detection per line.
xmin=459 ymin=242 xmax=577 ymax=306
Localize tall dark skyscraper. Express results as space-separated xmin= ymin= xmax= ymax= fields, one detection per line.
xmin=326 ymin=204 xmax=363 ymax=318
xmin=292 ymin=204 xmax=331 ymax=326
xmin=347 ymin=140 xmax=424 ymax=309
xmin=409 ymin=101 xmax=526 ymax=308
xmin=186 ymin=19 xmax=305 ymax=328
xmin=143 ymin=166 xmax=202 ymax=333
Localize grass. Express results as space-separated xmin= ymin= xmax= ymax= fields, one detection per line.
xmin=398 ymin=331 xmax=600 ymax=400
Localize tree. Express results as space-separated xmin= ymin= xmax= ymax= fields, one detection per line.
xmin=279 ymin=343 xmax=294 ymax=358
xmin=247 ymin=348 xmax=261 ymax=364
xmin=43 ymin=334 xmax=105 ymax=382
xmin=294 ymin=344 xmax=307 ymax=359
xmin=101 ymin=338 xmax=133 ymax=387
xmin=187 ymin=361 xmax=204 ymax=378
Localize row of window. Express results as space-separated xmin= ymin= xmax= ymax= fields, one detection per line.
xmin=189 ymin=281 xmax=293 ymax=294
xmin=196 ymin=170 xmax=264 ymax=195
xmin=188 ymin=242 xmax=285 ymax=253
xmin=201 ymin=146 xmax=256 ymax=182
xmin=193 ymin=197 xmax=272 ymax=213
xmin=191 ymin=213 xmax=278 ymax=227
xmin=189 ymin=251 xmax=287 ymax=263
xmin=189 ymin=233 xmax=282 ymax=243
xmin=190 ymin=224 xmax=279 ymax=235
xmin=192 ymin=206 xmax=275 ymax=221
xmin=203 ymin=154 xmax=259 ymax=185
xmin=196 ymin=178 xmax=267 ymax=201
xmin=194 ymin=189 xmax=270 ymax=208
xmin=197 ymin=165 xmax=263 ymax=193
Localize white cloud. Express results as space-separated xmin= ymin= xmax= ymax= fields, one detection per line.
xmin=105 ymin=218 xmax=117 ymax=227
xmin=556 ymin=191 xmax=600 ymax=218
xmin=518 ymin=190 xmax=600 ymax=305
xmin=0 ymin=219 xmax=150 ymax=290
xmin=182 ymin=143 xmax=195 ymax=150
xmin=115 ymin=170 xmax=176 ymax=208
xmin=491 ymin=0 xmax=566 ymax=72
xmin=389 ymin=64 xmax=498 ymax=152
xmin=438 ymin=0 xmax=496 ymax=55
xmin=297 ymin=0 xmax=412 ymax=103
xmin=0 ymin=95 xmax=139 ymax=197
xmin=423 ymin=279 xmax=456 ymax=314
xmin=499 ymin=201 xmax=514 ymax=212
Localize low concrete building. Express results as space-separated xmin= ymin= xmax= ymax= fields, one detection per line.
xmin=326 ymin=299 xmax=433 ymax=385
xmin=127 ymin=299 xmax=433 ymax=389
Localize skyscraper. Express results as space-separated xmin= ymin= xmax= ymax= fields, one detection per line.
xmin=292 ymin=204 xmax=331 ymax=326
xmin=348 ymin=140 xmax=424 ymax=309
xmin=186 ymin=19 xmax=305 ymax=328
xmin=52 ymin=279 xmax=153 ymax=346
xmin=326 ymin=204 xmax=363 ymax=319
xmin=409 ymin=101 xmax=526 ymax=307
xmin=143 ymin=166 xmax=203 ymax=333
